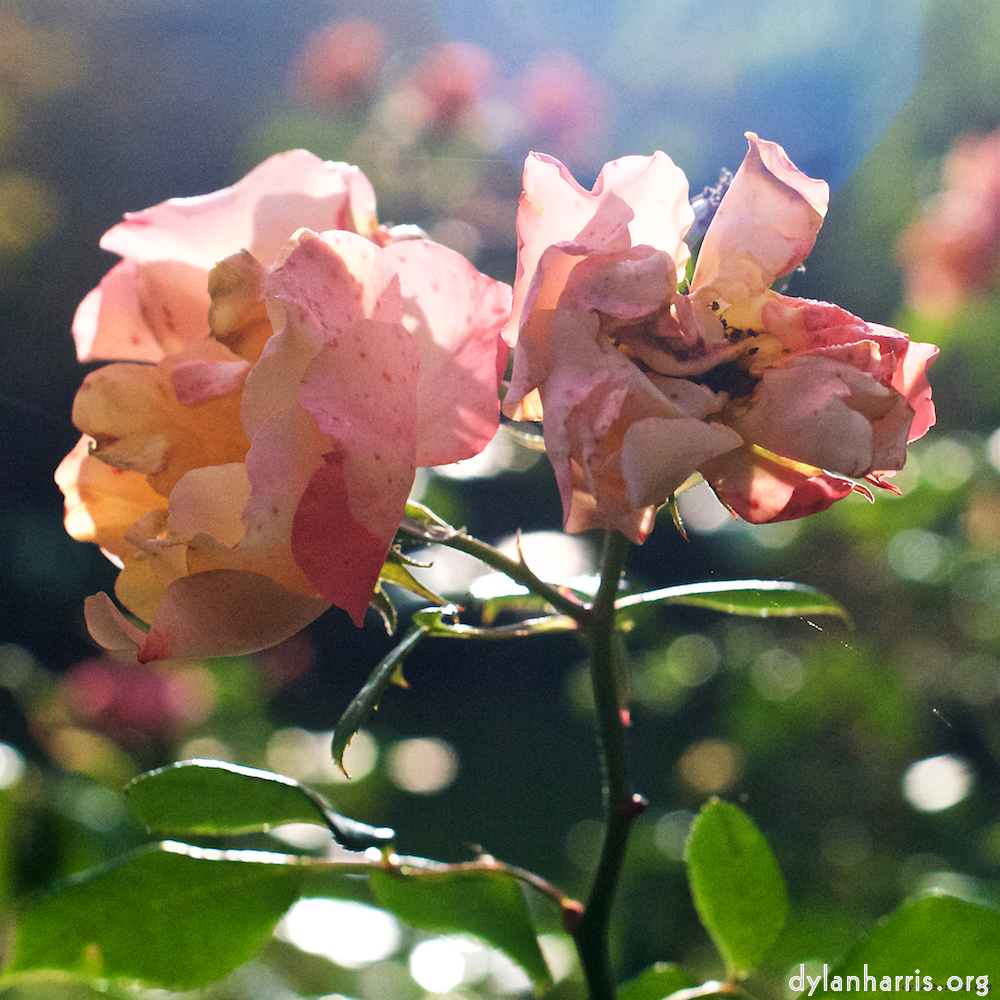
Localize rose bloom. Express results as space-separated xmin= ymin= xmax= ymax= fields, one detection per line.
xmin=57 ymin=150 xmax=511 ymax=662
xmin=899 ymin=127 xmax=1000 ymax=319
xmin=503 ymin=133 xmax=937 ymax=541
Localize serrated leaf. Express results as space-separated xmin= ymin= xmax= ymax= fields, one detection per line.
xmin=818 ymin=893 xmax=1000 ymax=994
xmin=369 ymin=866 xmax=550 ymax=989
xmin=617 ymin=961 xmax=697 ymax=1000
xmin=127 ymin=759 xmax=394 ymax=851
xmin=332 ymin=624 xmax=429 ymax=775
xmin=685 ymin=798 xmax=788 ymax=978
xmin=618 ymin=580 xmax=849 ymax=622
xmin=2 ymin=842 xmax=302 ymax=989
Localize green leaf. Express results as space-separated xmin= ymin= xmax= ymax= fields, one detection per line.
xmin=332 ymin=624 xmax=429 ymax=775
xmin=685 ymin=798 xmax=788 ymax=978
xmin=369 ymin=866 xmax=551 ymax=990
xmin=127 ymin=759 xmax=394 ymax=851
xmin=617 ymin=579 xmax=849 ymax=622
xmin=617 ymin=961 xmax=697 ymax=1000
xmin=412 ymin=604 xmax=578 ymax=639
xmin=816 ymin=893 xmax=1000 ymax=994
xmin=3 ymin=841 xmax=302 ymax=989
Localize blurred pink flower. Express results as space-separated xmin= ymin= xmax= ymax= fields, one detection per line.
xmin=504 ymin=134 xmax=937 ymax=540
xmin=899 ymin=127 xmax=1000 ymax=319
xmin=387 ymin=42 xmax=494 ymax=139
xmin=289 ymin=19 xmax=385 ymax=109
xmin=58 ymin=151 xmax=511 ymax=662
xmin=517 ymin=51 xmax=607 ymax=163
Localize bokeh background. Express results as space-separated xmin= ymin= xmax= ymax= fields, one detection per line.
xmin=2 ymin=0 xmax=1000 ymax=997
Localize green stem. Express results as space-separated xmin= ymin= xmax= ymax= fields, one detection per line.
xmin=574 ymin=529 xmax=643 ymax=1000
xmin=398 ymin=524 xmax=591 ymax=625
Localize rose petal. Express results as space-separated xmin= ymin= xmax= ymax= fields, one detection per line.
xmin=621 ymin=416 xmax=743 ymax=508
xmin=383 ymin=238 xmax=511 ymax=465
xmin=702 ymin=445 xmax=856 ymax=523
xmin=74 ymin=342 xmax=249 ymax=496
xmin=506 ymin=150 xmax=692 ymax=344
xmin=55 ymin=436 xmax=167 ymax=559
xmin=84 ymin=593 xmax=149 ymax=655
xmin=78 ymin=151 xmax=381 ymax=363
xmin=734 ymin=356 xmax=913 ymax=477
xmin=692 ymin=133 xmax=828 ymax=320
xmin=138 ymin=570 xmax=329 ymax=663
xmin=257 ymin=230 xmax=419 ymax=620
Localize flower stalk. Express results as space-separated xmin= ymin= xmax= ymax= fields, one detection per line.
xmin=574 ymin=529 xmax=641 ymax=1000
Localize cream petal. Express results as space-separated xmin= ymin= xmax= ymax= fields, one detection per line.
xmin=84 ymin=593 xmax=148 ymax=655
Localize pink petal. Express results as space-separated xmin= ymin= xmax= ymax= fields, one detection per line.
xmin=506 ymin=150 xmax=692 ymax=344
xmin=702 ymin=446 xmax=856 ymax=523
xmin=84 ymin=592 xmax=149 ymax=655
xmin=138 ymin=570 xmax=329 ymax=662
xmin=621 ymin=416 xmax=743 ymax=508
xmin=534 ymin=308 xmax=734 ymax=541
xmin=291 ymin=448 xmax=398 ymax=626
xmin=558 ymin=245 xmax=676 ymax=320
xmin=258 ymin=230 xmax=419 ymax=620
xmin=692 ymin=133 xmax=828 ymax=308
xmin=171 ymin=358 xmax=251 ymax=404
xmin=871 ymin=326 xmax=938 ymax=442
xmin=733 ymin=356 xmax=913 ymax=477
xmin=80 ymin=151 xmax=381 ymax=363
xmin=382 ymin=239 xmax=512 ymax=466
xmin=72 ymin=258 xmax=212 ymax=363
xmin=103 ymin=150 xmax=379 ymax=268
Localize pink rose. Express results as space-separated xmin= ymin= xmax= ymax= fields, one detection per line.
xmin=57 ymin=151 xmax=511 ymax=662
xmin=503 ymin=133 xmax=937 ymax=541
xmin=899 ymin=127 xmax=1000 ymax=319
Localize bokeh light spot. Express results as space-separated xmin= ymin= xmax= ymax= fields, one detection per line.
xmin=886 ymin=528 xmax=946 ymax=581
xmin=177 ymin=737 xmax=233 ymax=762
xmin=675 ymin=480 xmax=731 ymax=533
xmin=0 ymin=172 xmax=58 ymax=251
xmin=751 ymin=648 xmax=804 ymax=701
xmin=409 ymin=938 xmax=466 ymax=993
xmin=0 ymin=743 xmax=25 ymax=789
xmin=919 ymin=437 xmax=974 ymax=491
xmin=665 ymin=634 xmax=719 ymax=688
xmin=678 ymin=739 xmax=742 ymax=794
xmin=903 ymin=754 xmax=972 ymax=812
xmin=387 ymin=737 xmax=458 ymax=794
xmin=278 ymin=898 xmax=400 ymax=968
xmin=267 ymin=727 xmax=376 ymax=783
xmin=654 ymin=809 xmax=694 ymax=861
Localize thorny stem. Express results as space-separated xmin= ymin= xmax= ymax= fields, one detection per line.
xmin=398 ymin=522 xmax=591 ymax=625
xmin=574 ymin=529 xmax=642 ymax=1000
xmin=399 ymin=519 xmax=641 ymax=996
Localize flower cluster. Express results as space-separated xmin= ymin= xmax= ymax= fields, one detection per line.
xmin=503 ymin=133 xmax=938 ymax=541
xmin=57 ymin=150 xmax=511 ymax=662
xmin=58 ymin=136 xmax=937 ymax=662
